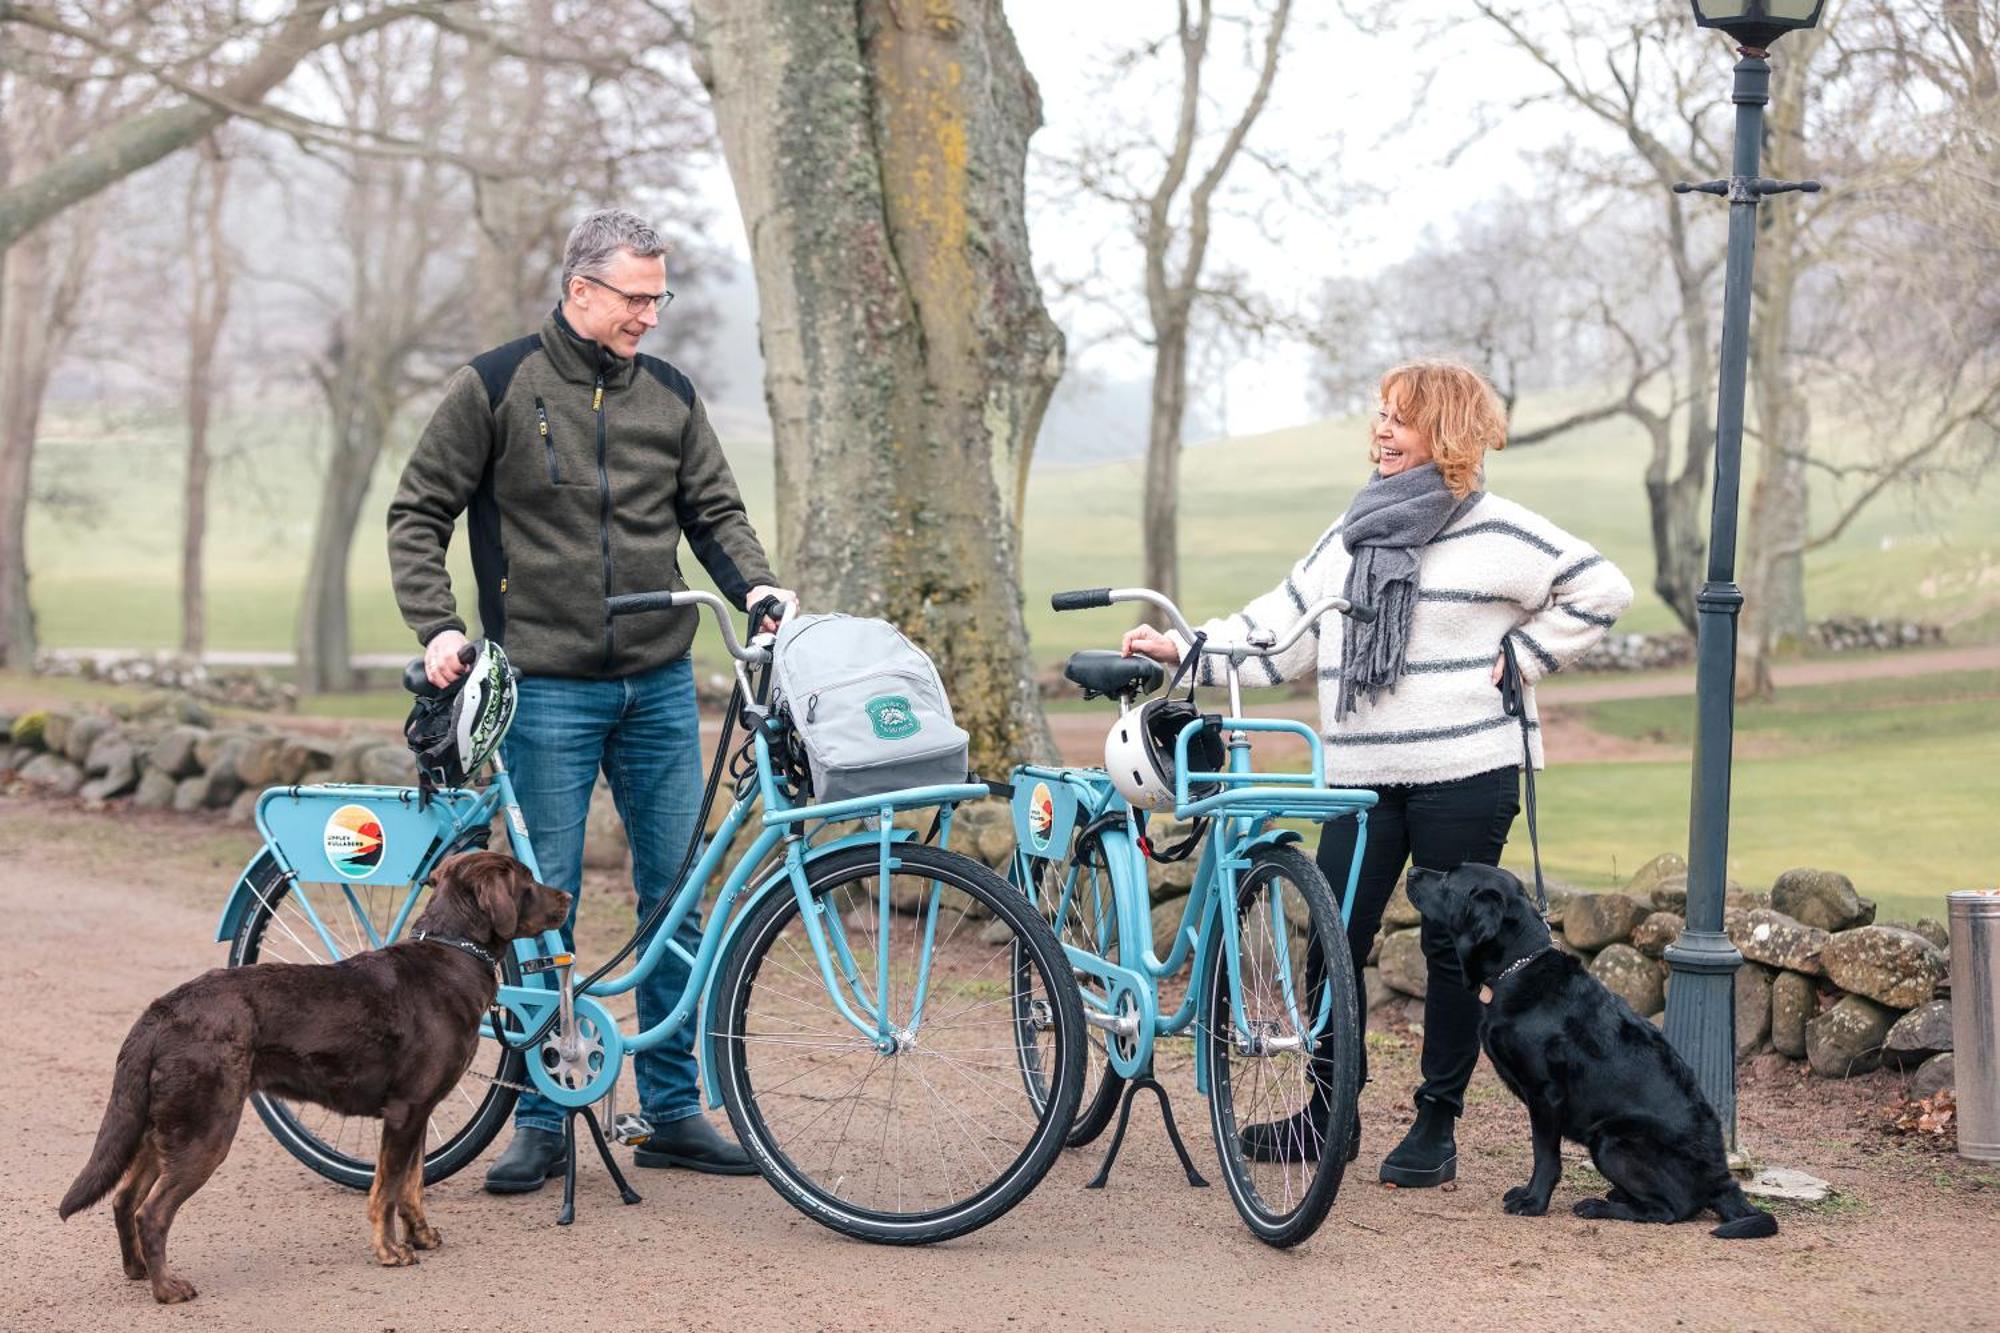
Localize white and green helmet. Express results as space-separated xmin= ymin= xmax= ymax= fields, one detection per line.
xmin=408 ymin=640 xmax=517 ymax=789
xmin=455 ymin=640 xmax=517 ymax=774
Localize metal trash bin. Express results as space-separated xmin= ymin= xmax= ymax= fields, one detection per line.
xmin=1949 ymin=889 xmax=2000 ymax=1161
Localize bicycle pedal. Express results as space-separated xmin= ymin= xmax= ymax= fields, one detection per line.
xmin=611 ymin=1112 xmax=653 ymax=1146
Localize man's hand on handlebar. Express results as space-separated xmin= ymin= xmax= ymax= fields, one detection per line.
xmin=1120 ymin=624 xmax=1182 ymax=667
xmin=424 ymin=629 xmax=472 ymax=689
xmin=746 ymin=585 xmax=799 ymax=634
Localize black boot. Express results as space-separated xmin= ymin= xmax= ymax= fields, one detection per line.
xmin=631 ymin=1113 xmax=757 ymax=1176
xmin=1240 ymin=1104 xmax=1362 ymax=1165
xmin=1379 ymin=1100 xmax=1457 ymax=1187
xmin=483 ymin=1125 xmax=567 ymax=1195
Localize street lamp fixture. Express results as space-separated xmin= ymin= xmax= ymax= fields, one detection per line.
xmin=1664 ymin=0 xmax=1824 ymax=1150
xmin=1689 ymin=0 xmax=1828 ymax=53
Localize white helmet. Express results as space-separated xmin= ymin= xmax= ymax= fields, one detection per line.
xmin=1104 ymin=697 xmax=1224 ymax=812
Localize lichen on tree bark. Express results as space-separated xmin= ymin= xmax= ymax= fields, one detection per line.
xmin=694 ymin=0 xmax=1063 ymax=772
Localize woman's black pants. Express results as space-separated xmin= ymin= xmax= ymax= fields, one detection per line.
xmin=1313 ymin=764 xmax=1521 ymax=1116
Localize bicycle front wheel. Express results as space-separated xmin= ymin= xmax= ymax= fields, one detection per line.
xmin=1198 ymin=843 xmax=1359 ymax=1247
xmin=714 ymin=842 xmax=1085 ymax=1244
xmin=228 ymin=855 xmax=522 ymax=1189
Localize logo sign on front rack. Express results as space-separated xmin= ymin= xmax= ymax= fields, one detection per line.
xmin=1012 ymin=779 xmax=1079 ymax=863
xmin=323 ymin=804 xmax=385 ymax=880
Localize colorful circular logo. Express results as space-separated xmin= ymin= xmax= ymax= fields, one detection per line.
xmin=323 ymin=804 xmax=385 ymax=880
xmin=1027 ymin=782 xmax=1055 ymax=855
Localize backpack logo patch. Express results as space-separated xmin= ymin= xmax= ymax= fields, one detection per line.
xmin=865 ymin=695 xmax=922 ymax=741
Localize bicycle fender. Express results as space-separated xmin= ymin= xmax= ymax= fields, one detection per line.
xmin=216 ymin=846 xmax=285 ymax=944
xmin=696 ymin=827 xmax=917 ymax=1107
xmin=1239 ymin=827 xmax=1305 ymax=856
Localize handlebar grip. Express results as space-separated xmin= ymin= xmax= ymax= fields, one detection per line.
xmin=1345 ymin=602 xmax=1378 ymax=625
xmin=606 ymin=592 xmax=680 ymax=618
xmin=1050 ymin=588 xmax=1113 ymax=612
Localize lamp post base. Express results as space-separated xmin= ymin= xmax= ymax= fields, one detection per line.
xmin=1663 ymin=928 xmax=1743 ymax=1150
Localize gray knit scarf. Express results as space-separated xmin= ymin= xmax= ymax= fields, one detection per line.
xmin=1336 ymin=463 xmax=1481 ymax=720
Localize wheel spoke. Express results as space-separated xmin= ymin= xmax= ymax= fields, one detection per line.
xmin=723 ymin=848 xmax=1078 ymax=1234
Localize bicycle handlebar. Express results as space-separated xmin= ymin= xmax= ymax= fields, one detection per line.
xmin=1047 ymin=584 xmax=1373 ymax=658
xmin=1049 ymin=587 xmax=1113 ymax=612
xmin=605 ymin=588 xmax=792 ymax=663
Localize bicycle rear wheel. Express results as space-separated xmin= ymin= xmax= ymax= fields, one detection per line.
xmin=714 ymin=842 xmax=1084 ymax=1244
xmin=1198 ymin=843 xmax=1359 ymax=1247
xmin=1011 ymin=834 xmax=1126 ymax=1146
xmin=227 ymin=855 xmax=522 ymax=1189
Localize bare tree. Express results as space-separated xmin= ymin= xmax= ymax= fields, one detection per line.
xmin=1468 ymin=2 xmax=1734 ymax=634
xmin=292 ymin=2 xmax=708 ymax=690
xmin=1044 ymin=0 xmax=1295 ymax=604
xmin=0 ymin=1 xmax=437 ymax=252
xmin=693 ymin=0 xmax=1064 ymax=773
xmin=293 ymin=25 xmax=473 ymax=694
xmin=178 ymin=133 xmax=234 ymax=658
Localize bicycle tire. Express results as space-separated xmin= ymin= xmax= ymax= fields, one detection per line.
xmin=228 ymin=856 xmax=523 ymax=1190
xmin=1198 ymin=843 xmax=1359 ymax=1248
xmin=714 ymin=842 xmax=1085 ymax=1245
xmin=1010 ymin=840 xmax=1125 ymax=1147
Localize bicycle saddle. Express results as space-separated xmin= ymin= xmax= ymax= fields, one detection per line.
xmin=1064 ymin=650 xmax=1165 ymax=700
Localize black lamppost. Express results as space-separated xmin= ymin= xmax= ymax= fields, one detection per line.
xmin=1663 ymin=0 xmax=1825 ymax=1149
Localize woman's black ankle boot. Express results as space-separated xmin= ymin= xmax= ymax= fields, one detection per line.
xmin=1378 ymin=1100 xmax=1457 ymax=1187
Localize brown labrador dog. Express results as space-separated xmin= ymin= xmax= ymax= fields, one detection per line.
xmin=59 ymin=851 xmax=570 ymax=1303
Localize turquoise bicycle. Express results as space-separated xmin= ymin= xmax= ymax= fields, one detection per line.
xmin=218 ymin=591 xmax=1085 ymax=1243
xmin=1007 ymin=585 xmax=1378 ymax=1246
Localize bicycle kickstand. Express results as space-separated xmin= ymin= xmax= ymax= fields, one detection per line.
xmin=1086 ymin=1073 xmax=1209 ymax=1191
xmin=556 ymin=1103 xmax=643 ymax=1226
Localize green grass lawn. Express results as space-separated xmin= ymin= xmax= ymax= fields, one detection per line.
xmin=29 ymin=391 xmax=2000 ymax=663
xmin=24 ymin=392 xmax=2000 ymax=915
xmin=1507 ymin=671 xmax=2000 ymax=921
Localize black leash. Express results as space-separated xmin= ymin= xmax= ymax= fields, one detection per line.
xmin=1497 ymin=636 xmax=1548 ymax=918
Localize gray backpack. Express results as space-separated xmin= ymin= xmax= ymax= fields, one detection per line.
xmin=770 ymin=613 xmax=971 ymax=803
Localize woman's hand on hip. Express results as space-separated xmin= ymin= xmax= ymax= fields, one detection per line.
xmin=1121 ymin=625 xmax=1182 ymax=666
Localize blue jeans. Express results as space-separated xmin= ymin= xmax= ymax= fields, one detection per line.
xmin=503 ymin=655 xmax=706 ymax=1134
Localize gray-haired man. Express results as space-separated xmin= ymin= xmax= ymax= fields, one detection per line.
xmin=388 ymin=209 xmax=795 ymax=1192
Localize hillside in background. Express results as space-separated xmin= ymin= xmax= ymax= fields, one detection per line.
xmin=30 ymin=393 xmax=2000 ymax=662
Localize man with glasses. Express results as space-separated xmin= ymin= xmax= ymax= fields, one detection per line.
xmin=388 ymin=208 xmax=795 ymax=1193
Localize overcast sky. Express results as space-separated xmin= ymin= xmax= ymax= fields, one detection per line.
xmin=693 ymin=5 xmax=1623 ymax=437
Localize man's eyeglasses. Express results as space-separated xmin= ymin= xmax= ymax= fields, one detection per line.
xmin=577 ymin=272 xmax=675 ymax=316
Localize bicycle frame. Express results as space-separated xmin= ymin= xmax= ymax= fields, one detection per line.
xmin=220 ymin=719 xmax=987 ymax=1115
xmin=1014 ymin=652 xmax=1376 ymax=1095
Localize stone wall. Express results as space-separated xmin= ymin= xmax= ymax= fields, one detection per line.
xmin=1365 ymin=852 xmax=1960 ymax=1099
xmin=2 ymin=701 xmax=1966 ymax=1102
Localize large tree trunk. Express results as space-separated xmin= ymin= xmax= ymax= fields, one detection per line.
xmin=693 ymin=0 xmax=1063 ymax=773
xmin=1141 ymin=313 xmax=1190 ymax=607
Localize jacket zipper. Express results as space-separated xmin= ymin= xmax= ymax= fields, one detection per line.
xmin=534 ymin=398 xmax=560 ymax=484
xmin=594 ymin=376 xmax=615 ymax=672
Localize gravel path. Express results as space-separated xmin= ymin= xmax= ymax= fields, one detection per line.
xmin=5 ymin=800 xmax=1995 ymax=1332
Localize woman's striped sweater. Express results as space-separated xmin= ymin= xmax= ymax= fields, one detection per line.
xmin=1169 ymin=492 xmax=1635 ymax=787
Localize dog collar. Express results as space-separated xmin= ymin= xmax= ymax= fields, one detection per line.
xmin=1494 ymin=945 xmax=1553 ymax=986
xmin=1478 ymin=945 xmax=1554 ymax=1004
xmin=414 ymin=931 xmax=499 ymax=969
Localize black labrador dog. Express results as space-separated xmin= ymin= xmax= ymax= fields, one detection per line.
xmin=1404 ymin=863 xmax=1776 ymax=1240
xmin=60 ymin=851 xmax=572 ymax=1302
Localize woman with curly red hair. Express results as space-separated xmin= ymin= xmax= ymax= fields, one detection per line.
xmin=1122 ymin=359 xmax=1634 ymax=1187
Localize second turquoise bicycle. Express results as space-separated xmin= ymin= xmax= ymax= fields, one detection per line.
xmin=1007 ymin=585 xmax=1379 ymax=1246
